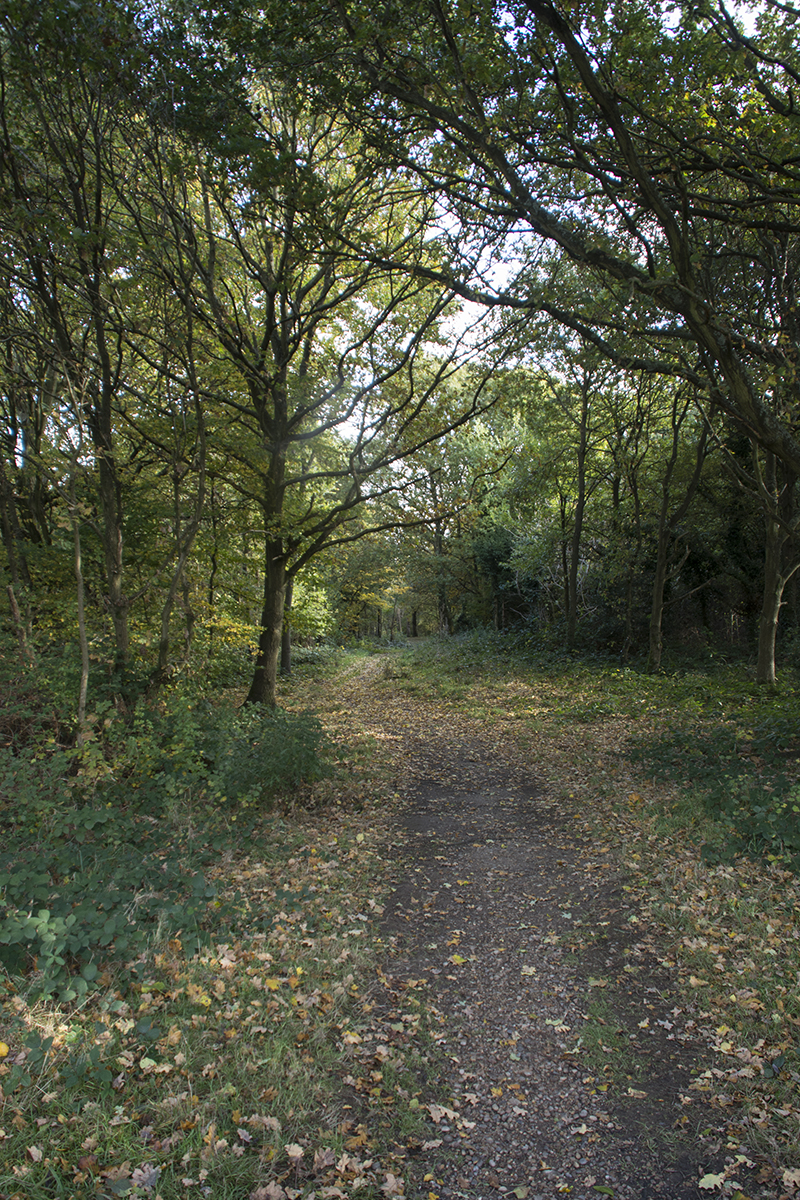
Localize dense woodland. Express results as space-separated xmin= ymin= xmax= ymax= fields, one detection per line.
xmin=3 ymin=6 xmax=800 ymax=1194
xmin=1 ymin=0 xmax=800 ymax=712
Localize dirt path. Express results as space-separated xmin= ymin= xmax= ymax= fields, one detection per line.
xmin=331 ymin=655 xmax=744 ymax=1200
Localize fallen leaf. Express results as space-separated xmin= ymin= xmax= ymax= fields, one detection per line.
xmin=698 ymin=1172 xmax=725 ymax=1191
xmin=428 ymin=1103 xmax=459 ymax=1122
xmin=381 ymin=1172 xmax=404 ymax=1195
xmin=250 ymin=1184 xmax=285 ymax=1200
xmin=131 ymin=1164 xmax=161 ymax=1191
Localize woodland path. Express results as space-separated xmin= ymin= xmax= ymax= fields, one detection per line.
xmin=329 ymin=652 xmax=750 ymax=1200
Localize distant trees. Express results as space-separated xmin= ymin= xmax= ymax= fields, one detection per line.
xmin=1 ymin=0 xmax=799 ymax=693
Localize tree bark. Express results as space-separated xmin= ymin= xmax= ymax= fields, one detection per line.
xmin=756 ymin=515 xmax=785 ymax=685
xmin=566 ymin=381 xmax=590 ymax=650
xmin=647 ymin=401 xmax=708 ymax=671
xmin=750 ymin=450 xmax=800 ymax=685
xmin=245 ymin=539 xmax=286 ymax=706
xmin=68 ymin=479 xmax=90 ymax=745
xmin=280 ymin=575 xmax=294 ymax=677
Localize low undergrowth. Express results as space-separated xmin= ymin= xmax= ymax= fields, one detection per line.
xmin=0 ymin=661 xmax=440 ymax=1200
xmin=0 ymin=690 xmax=330 ymax=1001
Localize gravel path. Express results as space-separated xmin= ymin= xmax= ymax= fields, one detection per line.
xmin=368 ymin=687 xmax=716 ymax=1199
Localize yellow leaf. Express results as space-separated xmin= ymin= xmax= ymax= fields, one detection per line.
xmin=265 ymin=978 xmax=281 ymax=991
xmin=0 ymin=1042 xmax=8 ymax=1058
xmin=490 ymin=1087 xmax=503 ymax=1098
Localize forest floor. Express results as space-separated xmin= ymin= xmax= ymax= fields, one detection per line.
xmin=3 ymin=640 xmax=799 ymax=1200
xmin=283 ymin=643 xmax=800 ymax=1200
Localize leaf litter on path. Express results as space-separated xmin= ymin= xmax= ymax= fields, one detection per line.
xmin=303 ymin=651 xmax=794 ymax=1200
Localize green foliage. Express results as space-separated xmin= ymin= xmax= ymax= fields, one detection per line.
xmin=0 ymin=692 xmax=331 ymax=1000
xmin=203 ymin=703 xmax=331 ymax=805
xmin=626 ymin=674 xmax=800 ymax=870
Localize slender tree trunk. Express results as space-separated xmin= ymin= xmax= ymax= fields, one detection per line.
xmin=648 ymin=537 xmax=670 ymax=672
xmin=280 ymin=575 xmax=293 ymax=676
xmin=756 ymin=515 xmax=785 ymax=685
xmin=7 ymin=584 xmax=34 ymax=667
xmin=0 ymin=453 xmax=32 ymax=593
xmin=558 ymin=492 xmax=570 ymax=625
xmin=69 ymin=484 xmax=90 ymax=745
xmin=748 ymin=449 xmax=800 ymax=685
xmin=648 ymin=403 xmax=708 ymax=670
xmin=429 ymin=472 xmax=451 ymax=633
xmin=245 ymin=538 xmax=286 ymax=706
xmin=154 ymin=452 xmax=206 ymax=684
xmin=566 ymin=387 xmax=590 ymax=650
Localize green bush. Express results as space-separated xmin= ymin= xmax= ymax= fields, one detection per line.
xmin=204 ymin=704 xmax=330 ymax=805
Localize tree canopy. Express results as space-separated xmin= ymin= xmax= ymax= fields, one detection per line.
xmin=1 ymin=0 xmax=800 ymax=697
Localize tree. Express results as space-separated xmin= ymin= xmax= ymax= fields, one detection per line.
xmin=120 ymin=75 xmax=503 ymax=702
xmin=249 ymin=0 xmax=800 ymax=477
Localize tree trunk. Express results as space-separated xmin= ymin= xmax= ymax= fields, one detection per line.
xmin=0 ymin=453 xmax=32 ymax=593
xmin=280 ymin=575 xmax=293 ymax=676
xmin=7 ymin=584 xmax=34 ymax=667
xmin=69 ymin=483 xmax=90 ymax=745
xmin=748 ymin=449 xmax=800 ymax=684
xmin=206 ymin=480 xmax=220 ymax=659
xmin=648 ymin=538 xmax=669 ymax=672
xmin=756 ymin=516 xmax=786 ymax=685
xmin=560 ymin=494 xmax=570 ymax=620
xmin=647 ymin=401 xmax=708 ymax=671
xmin=245 ymin=539 xmax=286 ymax=706
xmin=566 ymin=385 xmax=590 ymax=650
